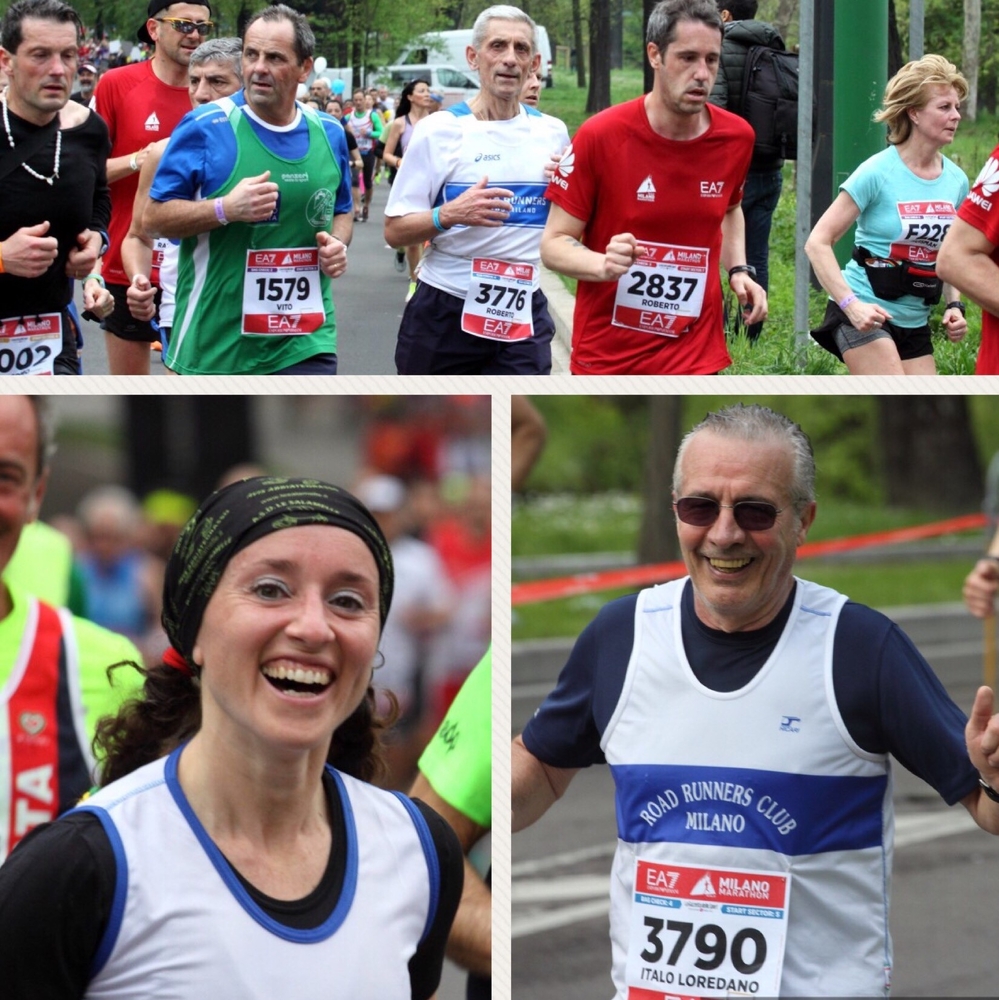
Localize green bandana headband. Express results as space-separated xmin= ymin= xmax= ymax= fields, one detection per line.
xmin=162 ymin=477 xmax=394 ymax=664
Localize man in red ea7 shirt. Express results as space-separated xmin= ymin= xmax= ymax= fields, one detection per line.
xmin=937 ymin=146 xmax=999 ymax=375
xmin=540 ymin=0 xmax=765 ymax=375
xmin=91 ymin=0 xmax=209 ymax=374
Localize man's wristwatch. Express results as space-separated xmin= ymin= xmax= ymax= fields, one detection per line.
xmin=96 ymin=229 xmax=110 ymax=257
xmin=979 ymin=777 xmax=999 ymax=803
xmin=946 ymin=300 xmax=966 ymax=315
xmin=727 ymin=264 xmax=757 ymax=280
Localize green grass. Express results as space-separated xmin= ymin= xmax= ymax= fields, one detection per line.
xmin=543 ymin=71 xmax=995 ymax=374
xmin=513 ymin=492 xmax=983 ymax=642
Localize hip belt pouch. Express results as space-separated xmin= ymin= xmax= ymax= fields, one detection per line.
xmin=852 ymin=246 xmax=942 ymax=304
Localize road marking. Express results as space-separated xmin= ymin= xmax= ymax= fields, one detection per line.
xmin=513 ymin=809 xmax=979 ymax=938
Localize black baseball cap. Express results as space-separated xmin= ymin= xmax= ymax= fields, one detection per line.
xmin=138 ymin=0 xmax=212 ymax=45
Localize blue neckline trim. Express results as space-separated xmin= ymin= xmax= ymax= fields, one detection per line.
xmin=164 ymin=746 xmax=358 ymax=943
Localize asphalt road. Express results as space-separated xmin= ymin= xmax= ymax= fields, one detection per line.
xmin=511 ymin=606 xmax=999 ymax=998
xmin=77 ymin=179 xmax=408 ymax=375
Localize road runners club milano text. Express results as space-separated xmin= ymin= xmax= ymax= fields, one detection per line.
xmin=639 ymin=779 xmax=797 ymax=836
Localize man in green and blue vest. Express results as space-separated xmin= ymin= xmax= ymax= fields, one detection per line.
xmin=0 ymin=396 xmax=142 ymax=863
xmin=145 ymin=3 xmax=353 ymax=374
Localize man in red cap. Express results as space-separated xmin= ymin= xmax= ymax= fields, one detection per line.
xmin=90 ymin=0 xmax=211 ymax=374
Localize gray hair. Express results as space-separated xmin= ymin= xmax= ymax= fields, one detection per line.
xmin=245 ymin=4 xmax=314 ymax=64
xmin=190 ymin=36 xmax=244 ymax=80
xmin=77 ymin=484 xmax=143 ymax=535
xmin=27 ymin=396 xmax=56 ymax=479
xmin=646 ymin=0 xmax=722 ymax=52
xmin=472 ymin=4 xmax=537 ymax=54
xmin=672 ymin=403 xmax=816 ymax=508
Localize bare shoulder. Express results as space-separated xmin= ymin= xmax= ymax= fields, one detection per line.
xmin=59 ymin=100 xmax=91 ymax=129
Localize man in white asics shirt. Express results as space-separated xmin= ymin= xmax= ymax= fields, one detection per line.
xmin=384 ymin=4 xmax=569 ymax=375
xmin=513 ymin=403 xmax=999 ymax=998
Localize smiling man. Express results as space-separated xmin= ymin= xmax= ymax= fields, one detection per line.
xmin=144 ymin=3 xmax=353 ymax=374
xmin=513 ymin=403 xmax=999 ymax=998
xmin=539 ymin=0 xmax=765 ymax=374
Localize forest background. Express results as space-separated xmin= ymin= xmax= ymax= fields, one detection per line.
xmin=513 ymin=396 xmax=999 ymax=641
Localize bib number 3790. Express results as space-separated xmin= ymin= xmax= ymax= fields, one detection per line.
xmin=625 ymin=860 xmax=789 ymax=999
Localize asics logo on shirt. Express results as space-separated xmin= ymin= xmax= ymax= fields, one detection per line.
xmin=145 ymin=111 xmax=161 ymax=131
xmin=474 ymin=153 xmax=501 ymax=162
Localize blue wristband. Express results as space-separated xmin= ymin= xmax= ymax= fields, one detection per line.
xmin=432 ymin=205 xmax=448 ymax=233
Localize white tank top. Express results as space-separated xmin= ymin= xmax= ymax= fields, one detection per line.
xmin=81 ymin=750 xmax=437 ymax=999
xmin=602 ymin=577 xmax=893 ymax=998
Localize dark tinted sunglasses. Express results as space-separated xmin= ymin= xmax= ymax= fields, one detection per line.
xmin=157 ymin=17 xmax=214 ymax=35
xmin=674 ymin=496 xmax=786 ymax=532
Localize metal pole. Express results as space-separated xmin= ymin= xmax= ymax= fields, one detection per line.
xmin=832 ymin=0 xmax=888 ymax=268
xmin=910 ymin=0 xmax=925 ymax=60
xmin=794 ymin=0 xmax=815 ymax=366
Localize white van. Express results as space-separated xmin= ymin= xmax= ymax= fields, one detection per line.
xmin=378 ymin=64 xmax=479 ymax=109
xmin=396 ymin=25 xmax=554 ymax=88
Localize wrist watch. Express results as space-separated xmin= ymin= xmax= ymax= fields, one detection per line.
xmin=979 ymin=777 xmax=999 ymax=803
xmin=727 ymin=264 xmax=757 ymax=280
xmin=96 ymin=229 xmax=110 ymax=257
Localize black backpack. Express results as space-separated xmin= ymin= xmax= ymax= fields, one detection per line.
xmin=741 ymin=44 xmax=800 ymax=160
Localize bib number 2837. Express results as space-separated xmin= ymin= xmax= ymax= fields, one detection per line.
xmin=612 ymin=241 xmax=709 ymax=337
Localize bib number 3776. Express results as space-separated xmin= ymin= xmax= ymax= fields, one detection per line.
xmin=625 ymin=860 xmax=789 ymax=1000
xmin=461 ymin=258 xmax=535 ymax=341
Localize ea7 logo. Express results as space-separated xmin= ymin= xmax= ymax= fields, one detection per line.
xmin=700 ymin=181 xmax=725 ymax=197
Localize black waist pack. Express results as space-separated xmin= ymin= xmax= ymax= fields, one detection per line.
xmin=852 ymin=246 xmax=942 ymax=305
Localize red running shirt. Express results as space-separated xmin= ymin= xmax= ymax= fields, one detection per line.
xmin=546 ymin=98 xmax=753 ymax=375
xmin=956 ymin=143 xmax=999 ymax=375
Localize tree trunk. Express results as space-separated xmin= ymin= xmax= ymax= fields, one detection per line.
xmin=573 ymin=0 xmax=586 ymax=88
xmin=586 ymin=0 xmax=611 ymax=112
xmin=964 ymin=0 xmax=981 ymax=120
xmin=876 ymin=397 xmax=982 ymax=511
xmin=643 ymin=0 xmax=656 ymax=94
xmin=887 ymin=0 xmax=903 ymax=77
xmin=637 ymin=397 xmax=683 ymax=564
xmin=773 ymin=0 xmax=796 ymax=44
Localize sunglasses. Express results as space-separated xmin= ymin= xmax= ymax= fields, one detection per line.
xmin=157 ymin=17 xmax=214 ymax=35
xmin=673 ymin=496 xmax=787 ymax=532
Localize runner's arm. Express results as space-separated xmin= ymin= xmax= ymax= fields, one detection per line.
xmin=121 ymin=144 xmax=163 ymax=280
xmin=382 ymin=117 xmax=404 ymax=170
xmin=512 ymin=734 xmax=578 ymax=832
xmin=720 ymin=203 xmax=767 ymax=325
xmin=539 ymin=203 xmax=643 ymax=282
xmin=411 ymin=772 xmax=490 ymax=977
xmin=937 ymin=216 xmax=999 ymax=317
xmin=963 ymin=685 xmax=999 ymax=834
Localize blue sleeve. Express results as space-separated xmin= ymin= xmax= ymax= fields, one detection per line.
xmin=521 ymin=593 xmax=638 ymax=769
xmin=321 ymin=117 xmax=353 ymax=217
xmin=833 ymin=602 xmax=979 ymax=806
xmin=149 ymin=105 xmax=237 ymax=203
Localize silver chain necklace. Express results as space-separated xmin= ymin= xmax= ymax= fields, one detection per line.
xmin=1 ymin=93 xmax=61 ymax=185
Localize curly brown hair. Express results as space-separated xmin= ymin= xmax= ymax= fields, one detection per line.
xmin=94 ymin=662 xmax=399 ymax=786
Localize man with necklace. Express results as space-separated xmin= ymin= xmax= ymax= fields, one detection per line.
xmin=384 ymin=4 xmax=569 ymax=375
xmin=0 ymin=0 xmax=113 ymax=375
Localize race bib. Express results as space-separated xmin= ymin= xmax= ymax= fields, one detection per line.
xmin=626 ymin=859 xmax=789 ymax=1000
xmin=461 ymin=258 xmax=535 ymax=341
xmin=890 ymin=200 xmax=957 ymax=264
xmin=0 ymin=313 xmax=62 ymax=375
xmin=150 ymin=237 xmax=170 ymax=287
xmin=612 ymin=242 xmax=709 ymax=336
xmin=242 ymin=248 xmax=325 ymax=335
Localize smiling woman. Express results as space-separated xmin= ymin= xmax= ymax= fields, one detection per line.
xmin=0 ymin=476 xmax=464 ymax=1000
